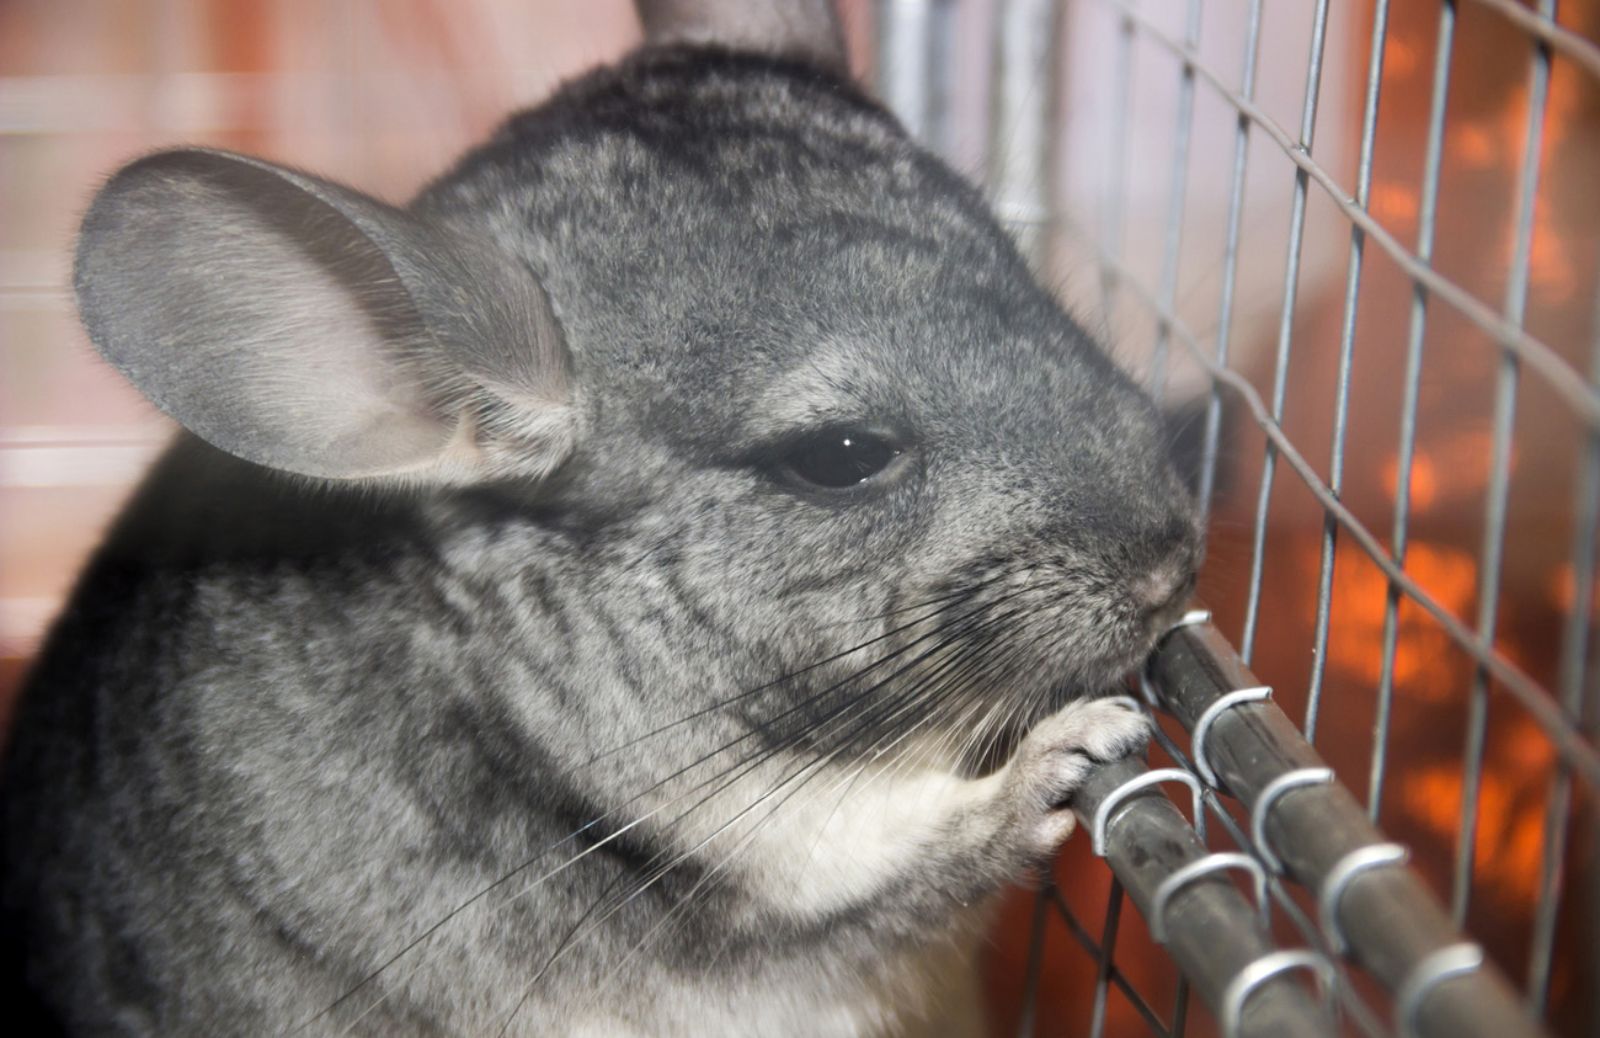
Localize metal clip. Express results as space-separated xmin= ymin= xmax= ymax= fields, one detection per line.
xmin=1142 ymin=609 xmax=1211 ymax=707
xmin=1395 ymin=943 xmax=1483 ymax=1038
xmin=1191 ymin=686 xmax=1273 ymax=788
xmin=1138 ymin=667 xmax=1162 ymax=708
xmin=1219 ymin=948 xmax=1336 ymax=1037
xmin=1249 ymin=767 xmax=1335 ymax=874
xmin=1149 ymin=851 xmax=1267 ymax=943
xmin=1318 ymin=842 xmax=1409 ymax=954
xmin=1090 ymin=768 xmax=1203 ymax=857
xmin=1163 ymin=608 xmax=1213 ymax=638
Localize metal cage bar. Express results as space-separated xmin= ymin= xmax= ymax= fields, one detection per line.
xmin=1371 ymin=0 xmax=1457 ymax=823
xmin=1193 ymin=0 xmax=1263 ymax=527
xmin=1141 ymin=716 xmax=1391 ymax=1038
xmin=1145 ymin=0 xmax=1201 ymax=404
xmin=1104 ymin=2 xmax=1600 ymax=423
xmin=1304 ymin=0 xmax=1389 ymax=746
xmin=1074 ymin=222 xmax=1599 ymax=786
xmin=989 ymin=0 xmax=1061 ymax=268
xmin=1452 ymin=0 xmax=1557 ymax=928
xmin=1238 ymin=0 xmax=1331 ymax=667
xmin=861 ymin=0 xmax=1600 ymax=1034
xmin=1144 ymin=617 xmax=1543 ymax=1038
xmin=1525 ymin=277 xmax=1600 ymax=1012
xmin=1098 ymin=6 xmax=1136 ymax=323
xmin=1071 ymin=754 xmax=1337 ymax=1037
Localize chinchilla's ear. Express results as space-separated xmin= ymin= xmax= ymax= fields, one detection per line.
xmin=74 ymin=148 xmax=574 ymax=483
xmin=634 ymin=0 xmax=847 ymax=71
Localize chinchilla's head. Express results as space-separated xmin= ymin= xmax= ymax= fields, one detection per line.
xmin=74 ymin=0 xmax=1198 ymax=764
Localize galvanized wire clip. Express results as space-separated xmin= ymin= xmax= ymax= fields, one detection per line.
xmin=1191 ymin=686 xmax=1273 ymax=788
xmin=1138 ymin=668 xmax=1162 ymax=708
xmin=1163 ymin=608 xmax=1213 ymax=638
xmin=1250 ymin=767 xmax=1335 ymax=874
xmin=1149 ymin=851 xmax=1267 ymax=943
xmin=1090 ymin=768 xmax=1203 ymax=856
xmin=1219 ymin=948 xmax=1336 ymax=1038
xmin=1318 ymin=842 xmax=1410 ymax=955
xmin=1395 ymin=943 xmax=1484 ymax=1038
xmin=1141 ymin=609 xmax=1212 ymax=706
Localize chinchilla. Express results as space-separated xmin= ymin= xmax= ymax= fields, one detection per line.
xmin=1 ymin=1 xmax=1200 ymax=1034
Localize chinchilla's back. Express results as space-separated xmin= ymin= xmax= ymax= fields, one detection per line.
xmin=1 ymin=437 xmax=452 ymax=1031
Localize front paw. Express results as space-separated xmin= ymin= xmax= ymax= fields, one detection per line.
xmin=1000 ymin=698 xmax=1150 ymax=865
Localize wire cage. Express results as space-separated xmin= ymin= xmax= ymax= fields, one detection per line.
xmin=0 ymin=1 xmax=1596 ymax=1037
xmin=864 ymin=0 xmax=1598 ymax=1035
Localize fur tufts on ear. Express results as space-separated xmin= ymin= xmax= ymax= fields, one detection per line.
xmin=634 ymin=0 xmax=848 ymax=71
xmin=73 ymin=148 xmax=575 ymax=484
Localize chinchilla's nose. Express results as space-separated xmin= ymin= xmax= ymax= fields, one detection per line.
xmin=1126 ymin=508 xmax=1203 ymax=614
xmin=1132 ymin=525 xmax=1200 ymax=630
xmin=1135 ymin=562 xmax=1196 ymax=623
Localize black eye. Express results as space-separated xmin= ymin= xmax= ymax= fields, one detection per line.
xmin=781 ymin=430 xmax=902 ymax=489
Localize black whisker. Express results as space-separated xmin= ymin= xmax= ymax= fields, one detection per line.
xmin=492 ymin=603 xmax=1034 ymax=1030
xmin=581 ymin=568 xmax=1027 ymax=765
xmin=497 ymin=604 xmax=1037 ymax=1028
xmin=310 ymin=574 xmax=1034 ymax=1032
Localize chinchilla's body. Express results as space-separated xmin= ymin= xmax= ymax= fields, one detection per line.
xmin=2 ymin=3 xmax=1199 ymax=1035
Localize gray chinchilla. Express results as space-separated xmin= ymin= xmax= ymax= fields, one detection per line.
xmin=1 ymin=1 xmax=1200 ymax=1034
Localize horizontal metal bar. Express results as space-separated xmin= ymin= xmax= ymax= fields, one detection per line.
xmin=1146 ymin=617 xmax=1546 ymax=1038
xmin=1071 ymin=756 xmax=1336 ymax=1037
xmin=1056 ymin=216 xmax=1600 ymax=787
xmin=1141 ymin=718 xmax=1391 ymax=1038
xmin=1094 ymin=0 xmax=1600 ymax=426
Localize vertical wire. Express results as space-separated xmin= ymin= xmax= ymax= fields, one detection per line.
xmin=1015 ymin=885 xmax=1053 ymax=1037
xmin=990 ymin=0 xmax=1063 ymax=268
xmin=1099 ymin=6 xmax=1137 ymax=322
xmin=1451 ymin=0 xmax=1555 ymax=927
xmin=1196 ymin=0 xmax=1266 ymax=527
xmin=1171 ymin=695 xmax=1208 ymax=1037
xmin=927 ymin=0 xmax=957 ymax=162
xmin=1525 ymin=278 xmax=1600 ymax=1011
xmin=875 ymin=0 xmax=935 ymax=142
xmin=1239 ymin=0 xmax=1332 ymax=665
xmin=1170 ymin=973 xmax=1191 ymax=1038
xmin=1147 ymin=0 xmax=1203 ymax=404
xmin=1370 ymin=0 xmax=1457 ymax=821
xmin=1087 ymin=879 xmax=1126 ymax=1038
xmin=1303 ymin=0 xmax=1391 ymax=745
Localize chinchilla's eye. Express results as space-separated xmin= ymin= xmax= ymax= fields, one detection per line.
xmin=781 ymin=430 xmax=902 ymax=489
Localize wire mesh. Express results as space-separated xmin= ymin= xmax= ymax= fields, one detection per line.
xmin=872 ymin=0 xmax=1600 ymax=1034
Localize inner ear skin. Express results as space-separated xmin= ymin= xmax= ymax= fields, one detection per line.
xmin=75 ymin=149 xmax=578 ymax=484
xmin=74 ymin=152 xmax=452 ymax=478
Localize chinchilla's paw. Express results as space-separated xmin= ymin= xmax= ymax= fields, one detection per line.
xmin=999 ymin=698 xmax=1150 ymax=865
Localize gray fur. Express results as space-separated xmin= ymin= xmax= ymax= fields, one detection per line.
xmin=2 ymin=7 xmax=1198 ymax=1036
